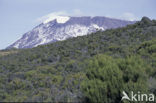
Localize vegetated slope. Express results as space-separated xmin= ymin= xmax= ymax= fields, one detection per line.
xmin=0 ymin=49 xmax=18 ymax=57
xmin=8 ymin=16 xmax=134 ymax=49
xmin=0 ymin=17 xmax=156 ymax=102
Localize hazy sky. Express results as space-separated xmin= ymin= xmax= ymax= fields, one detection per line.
xmin=0 ymin=0 xmax=156 ymax=49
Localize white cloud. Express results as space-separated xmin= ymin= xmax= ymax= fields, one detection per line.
xmin=36 ymin=9 xmax=85 ymax=24
xmin=120 ymin=12 xmax=138 ymax=21
xmin=72 ymin=9 xmax=84 ymax=16
xmin=36 ymin=11 xmax=69 ymax=23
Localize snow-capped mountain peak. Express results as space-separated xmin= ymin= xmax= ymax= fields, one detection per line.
xmin=43 ymin=16 xmax=70 ymax=24
xmin=8 ymin=16 xmax=135 ymax=49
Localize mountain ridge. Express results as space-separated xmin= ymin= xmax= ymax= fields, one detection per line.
xmin=8 ymin=16 xmax=135 ymax=49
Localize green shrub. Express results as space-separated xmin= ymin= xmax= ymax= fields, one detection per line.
xmin=81 ymin=54 xmax=149 ymax=103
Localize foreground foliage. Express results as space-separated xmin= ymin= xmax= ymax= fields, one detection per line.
xmin=0 ymin=17 xmax=156 ymax=102
xmin=81 ymin=55 xmax=149 ymax=103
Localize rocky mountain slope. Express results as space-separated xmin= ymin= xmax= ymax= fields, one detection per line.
xmin=8 ymin=16 xmax=135 ymax=48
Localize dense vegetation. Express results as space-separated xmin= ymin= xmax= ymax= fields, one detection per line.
xmin=81 ymin=55 xmax=150 ymax=103
xmin=0 ymin=17 xmax=156 ymax=102
xmin=0 ymin=49 xmax=18 ymax=57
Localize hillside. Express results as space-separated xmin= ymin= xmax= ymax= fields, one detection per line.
xmin=0 ymin=17 xmax=156 ymax=102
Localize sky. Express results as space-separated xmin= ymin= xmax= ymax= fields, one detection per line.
xmin=0 ymin=0 xmax=156 ymax=49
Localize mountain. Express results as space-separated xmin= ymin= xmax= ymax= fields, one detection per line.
xmin=1 ymin=17 xmax=156 ymax=102
xmin=8 ymin=16 xmax=135 ymax=48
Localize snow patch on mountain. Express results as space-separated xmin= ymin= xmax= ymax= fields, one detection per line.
xmin=8 ymin=16 xmax=135 ymax=49
xmin=43 ymin=16 xmax=70 ymax=24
